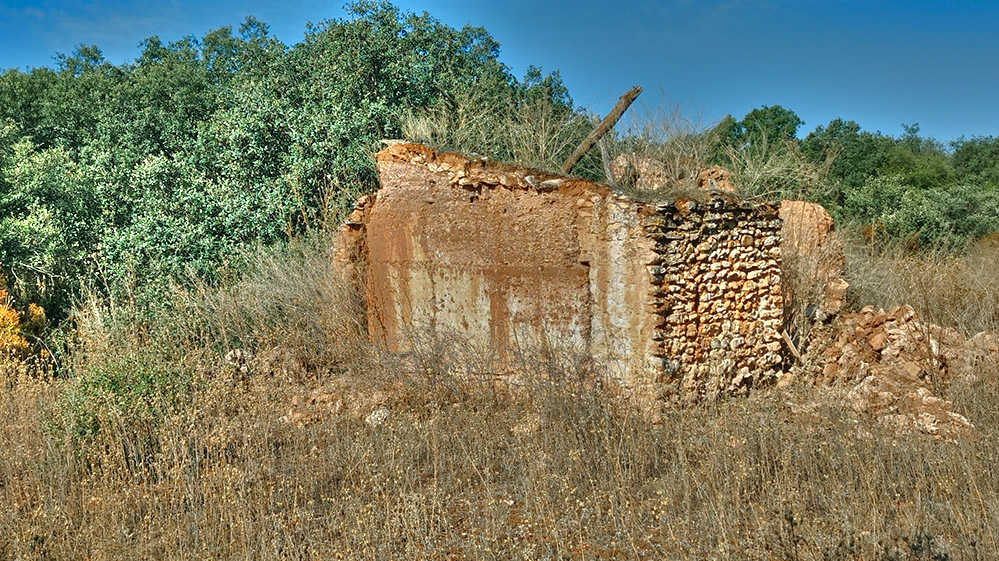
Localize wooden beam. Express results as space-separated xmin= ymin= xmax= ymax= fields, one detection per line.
xmin=560 ymin=85 xmax=642 ymax=176
xmin=781 ymin=329 xmax=802 ymax=363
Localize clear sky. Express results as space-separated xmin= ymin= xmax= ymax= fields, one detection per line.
xmin=2 ymin=0 xmax=998 ymax=142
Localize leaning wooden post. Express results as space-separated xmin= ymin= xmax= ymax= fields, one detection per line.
xmin=560 ymin=85 xmax=643 ymax=176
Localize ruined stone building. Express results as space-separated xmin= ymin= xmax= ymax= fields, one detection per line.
xmin=335 ymin=143 xmax=835 ymax=401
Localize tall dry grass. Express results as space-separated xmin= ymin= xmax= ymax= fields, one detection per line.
xmin=73 ymin=233 xmax=371 ymax=378
xmin=3 ymin=357 xmax=999 ymax=559
xmin=842 ymin=232 xmax=999 ymax=336
xmin=2 ymin=228 xmax=999 ymax=560
xmin=724 ymin=135 xmax=835 ymax=204
xmin=401 ymin=88 xmax=595 ymax=176
xmin=600 ymin=100 xmax=713 ymax=199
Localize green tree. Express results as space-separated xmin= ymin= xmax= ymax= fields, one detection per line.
xmin=0 ymin=67 xmax=58 ymax=142
xmin=33 ymin=46 xmax=124 ymax=153
xmin=802 ymin=118 xmax=893 ymax=192
xmin=90 ymin=36 xmax=215 ymax=164
xmin=720 ymin=105 xmax=803 ymax=153
xmin=200 ymin=17 xmax=285 ymax=87
xmin=738 ymin=105 xmax=803 ymax=147
xmin=274 ymin=0 xmax=523 ymax=205
xmin=0 ymin=136 xmax=98 ymax=312
xmin=877 ymin=124 xmax=954 ymax=191
xmin=951 ymin=136 xmax=999 ymax=189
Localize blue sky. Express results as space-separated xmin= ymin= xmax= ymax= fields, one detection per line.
xmin=2 ymin=0 xmax=998 ymax=142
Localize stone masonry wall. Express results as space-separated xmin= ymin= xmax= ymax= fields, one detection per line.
xmin=646 ymin=196 xmax=783 ymax=400
xmin=338 ymin=143 xmax=785 ymax=400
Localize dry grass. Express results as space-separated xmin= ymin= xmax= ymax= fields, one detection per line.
xmin=602 ymin=99 xmax=713 ymax=200
xmin=3 ymin=359 xmax=999 ymax=560
xmin=72 ymin=233 xmax=372 ymax=380
xmin=2 ymin=231 xmax=999 ymax=560
xmin=401 ymin=88 xmax=594 ymax=176
xmin=401 ymin=93 xmax=714 ymax=192
xmin=842 ymin=232 xmax=999 ymax=336
xmin=594 ymin=97 xmax=835 ymax=204
xmin=725 ymin=136 xmax=834 ymax=203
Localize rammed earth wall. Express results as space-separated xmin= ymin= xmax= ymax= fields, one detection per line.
xmin=337 ymin=143 xmax=785 ymax=400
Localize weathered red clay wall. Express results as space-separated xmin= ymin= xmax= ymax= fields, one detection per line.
xmin=366 ymin=145 xmax=596 ymax=362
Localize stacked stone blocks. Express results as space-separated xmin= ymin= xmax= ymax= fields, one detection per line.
xmin=641 ymin=196 xmax=783 ymax=399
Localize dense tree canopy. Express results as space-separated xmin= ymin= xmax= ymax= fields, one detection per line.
xmin=0 ymin=1 xmax=576 ymax=316
xmin=798 ymin=118 xmax=997 ymax=246
xmin=730 ymin=105 xmax=804 ymax=150
xmin=951 ymin=135 xmax=999 ymax=189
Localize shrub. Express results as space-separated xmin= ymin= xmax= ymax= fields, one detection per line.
xmin=843 ymin=175 xmax=999 ymax=248
xmin=0 ymin=136 xmax=97 ymax=314
xmin=724 ymin=135 xmax=832 ymax=201
xmin=48 ymin=351 xmax=197 ymax=475
xmin=599 ymin=98 xmax=714 ymax=198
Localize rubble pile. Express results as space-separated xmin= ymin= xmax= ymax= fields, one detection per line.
xmin=804 ymin=305 xmax=979 ymax=437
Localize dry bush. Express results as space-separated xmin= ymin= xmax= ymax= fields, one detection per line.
xmin=842 ymin=231 xmax=999 ymax=336
xmin=40 ymin=232 xmax=374 ymax=480
xmin=401 ymin=88 xmax=593 ymax=175
xmin=73 ymin=232 xmax=372 ymax=378
xmin=725 ymin=135 xmax=832 ymax=202
xmin=780 ymin=241 xmax=830 ymax=353
xmin=602 ymin=99 xmax=713 ymax=200
xmin=779 ymin=203 xmax=849 ymax=355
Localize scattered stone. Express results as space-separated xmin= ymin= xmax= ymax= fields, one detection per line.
xmin=804 ymin=305 xmax=981 ymax=438
xmin=696 ymin=165 xmax=735 ymax=192
xmin=365 ymin=407 xmax=391 ymax=427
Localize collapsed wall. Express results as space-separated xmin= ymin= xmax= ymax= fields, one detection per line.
xmin=337 ymin=143 xmax=785 ymax=400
